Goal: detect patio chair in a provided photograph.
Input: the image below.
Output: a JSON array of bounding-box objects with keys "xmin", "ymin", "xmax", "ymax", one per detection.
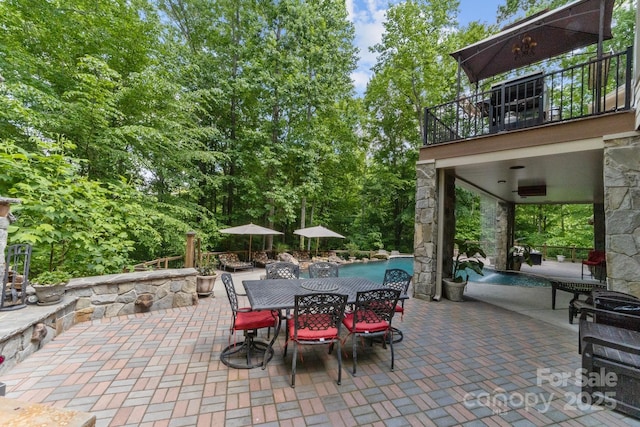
[
  {"xmin": 219, "ymin": 273, "xmax": 279, "ymax": 369},
  {"xmin": 219, "ymin": 253, "xmax": 254, "ymax": 272},
  {"xmin": 252, "ymin": 251, "xmax": 274, "ymax": 268},
  {"xmin": 382, "ymin": 268, "xmax": 412, "ymax": 343},
  {"xmin": 342, "ymin": 288, "xmax": 401, "ymax": 375},
  {"xmin": 581, "ymin": 250, "xmax": 606, "ymax": 281},
  {"xmin": 265, "ymin": 262, "xmax": 300, "ymax": 279},
  {"xmin": 283, "ymin": 292, "xmax": 348, "ymax": 387},
  {"xmin": 308, "ymin": 261, "xmax": 339, "ymax": 278}
]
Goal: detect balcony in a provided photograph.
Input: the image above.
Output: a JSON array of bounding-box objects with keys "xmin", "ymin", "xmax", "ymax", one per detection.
[{"xmin": 424, "ymin": 47, "xmax": 633, "ymax": 146}]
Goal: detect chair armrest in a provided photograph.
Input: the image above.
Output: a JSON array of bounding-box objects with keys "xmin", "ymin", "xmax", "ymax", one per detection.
[{"xmin": 580, "ymin": 320, "xmax": 640, "ymax": 355}]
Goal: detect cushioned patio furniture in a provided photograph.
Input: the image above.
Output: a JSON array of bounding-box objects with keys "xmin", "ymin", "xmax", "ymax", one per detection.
[
  {"xmin": 283, "ymin": 292, "xmax": 348, "ymax": 387},
  {"xmin": 253, "ymin": 251, "xmax": 275, "ymax": 268},
  {"xmin": 219, "ymin": 273, "xmax": 279, "ymax": 369},
  {"xmin": 219, "ymin": 253, "xmax": 254, "ymax": 272},
  {"xmin": 342, "ymin": 288, "xmax": 401, "ymax": 375},
  {"xmin": 308, "ymin": 262, "xmax": 339, "ymax": 278}
]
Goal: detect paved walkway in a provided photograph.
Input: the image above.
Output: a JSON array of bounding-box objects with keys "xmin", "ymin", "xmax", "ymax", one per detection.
[{"xmin": 1, "ymin": 261, "xmax": 639, "ymax": 426}]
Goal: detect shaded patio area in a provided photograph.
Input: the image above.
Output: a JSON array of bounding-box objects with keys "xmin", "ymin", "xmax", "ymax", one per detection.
[{"xmin": 1, "ymin": 264, "xmax": 639, "ymax": 426}]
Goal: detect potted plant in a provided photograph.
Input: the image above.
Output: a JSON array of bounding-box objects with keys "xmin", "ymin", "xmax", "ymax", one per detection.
[
  {"xmin": 443, "ymin": 239, "xmax": 485, "ymax": 302},
  {"xmin": 509, "ymin": 244, "xmax": 533, "ymax": 271},
  {"xmin": 31, "ymin": 270, "xmax": 71, "ymax": 305},
  {"xmin": 196, "ymin": 261, "xmax": 218, "ymax": 297}
]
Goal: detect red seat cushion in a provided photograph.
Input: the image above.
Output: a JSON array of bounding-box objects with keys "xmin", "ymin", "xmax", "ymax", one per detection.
[
  {"xmin": 342, "ymin": 312, "xmax": 389, "ymax": 333},
  {"xmin": 234, "ymin": 308, "xmax": 277, "ymax": 331},
  {"xmin": 287, "ymin": 316, "xmax": 339, "ymax": 341},
  {"xmin": 394, "ymin": 305, "xmax": 404, "ymax": 313}
]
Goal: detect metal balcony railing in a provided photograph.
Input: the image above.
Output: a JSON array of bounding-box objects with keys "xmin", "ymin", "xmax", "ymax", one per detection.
[{"xmin": 424, "ymin": 47, "xmax": 633, "ymax": 146}]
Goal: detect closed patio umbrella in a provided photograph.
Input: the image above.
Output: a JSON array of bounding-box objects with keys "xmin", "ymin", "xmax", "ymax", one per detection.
[
  {"xmin": 294, "ymin": 225, "xmax": 345, "ymax": 255},
  {"xmin": 219, "ymin": 223, "xmax": 283, "ymax": 261}
]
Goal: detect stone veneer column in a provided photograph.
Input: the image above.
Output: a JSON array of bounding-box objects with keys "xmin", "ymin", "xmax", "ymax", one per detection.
[
  {"xmin": 494, "ymin": 201, "xmax": 512, "ymax": 271},
  {"xmin": 414, "ymin": 161, "xmax": 437, "ymax": 300},
  {"xmin": 604, "ymin": 132, "xmax": 640, "ymax": 295}
]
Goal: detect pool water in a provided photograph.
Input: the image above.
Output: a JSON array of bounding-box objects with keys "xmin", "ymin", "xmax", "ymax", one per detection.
[{"xmin": 305, "ymin": 257, "xmax": 550, "ymax": 287}]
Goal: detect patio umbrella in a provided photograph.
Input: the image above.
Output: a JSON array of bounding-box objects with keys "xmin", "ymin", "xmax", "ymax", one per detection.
[
  {"xmin": 219, "ymin": 223, "xmax": 283, "ymax": 261},
  {"xmin": 294, "ymin": 225, "xmax": 345, "ymax": 255},
  {"xmin": 450, "ymin": 0, "xmax": 614, "ymax": 84}
]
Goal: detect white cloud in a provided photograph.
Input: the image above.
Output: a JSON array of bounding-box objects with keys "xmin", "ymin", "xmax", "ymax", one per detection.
[{"xmin": 348, "ymin": 0, "xmax": 395, "ymax": 95}]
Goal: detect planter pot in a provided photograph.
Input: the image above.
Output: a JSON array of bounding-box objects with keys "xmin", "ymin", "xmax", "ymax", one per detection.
[
  {"xmin": 32, "ymin": 283, "xmax": 67, "ymax": 305},
  {"xmin": 196, "ymin": 275, "xmax": 216, "ymax": 297},
  {"xmin": 442, "ymin": 278, "xmax": 466, "ymax": 302},
  {"xmin": 557, "ymin": 255, "xmax": 566, "ymax": 263}
]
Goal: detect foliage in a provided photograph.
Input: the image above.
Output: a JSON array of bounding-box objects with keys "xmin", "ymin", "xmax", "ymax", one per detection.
[
  {"xmin": 196, "ymin": 261, "xmax": 218, "ymax": 277},
  {"xmin": 32, "ymin": 270, "xmax": 72, "ymax": 286},
  {"xmin": 451, "ymin": 239, "xmax": 486, "ymax": 283},
  {"xmin": 509, "ymin": 244, "xmax": 533, "ymax": 267}
]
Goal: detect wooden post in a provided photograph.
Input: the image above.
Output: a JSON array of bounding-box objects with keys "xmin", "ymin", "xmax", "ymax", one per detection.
[{"xmin": 185, "ymin": 231, "xmax": 196, "ymax": 268}]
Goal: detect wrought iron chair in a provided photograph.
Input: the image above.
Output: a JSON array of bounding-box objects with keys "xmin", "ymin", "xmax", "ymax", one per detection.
[
  {"xmin": 382, "ymin": 268, "xmax": 412, "ymax": 343},
  {"xmin": 342, "ymin": 288, "xmax": 401, "ymax": 375},
  {"xmin": 219, "ymin": 273, "xmax": 280, "ymax": 369},
  {"xmin": 265, "ymin": 262, "xmax": 300, "ymax": 279},
  {"xmin": 308, "ymin": 261, "xmax": 339, "ymax": 278},
  {"xmin": 1, "ymin": 243, "xmax": 31, "ymax": 311},
  {"xmin": 283, "ymin": 292, "xmax": 348, "ymax": 387}
]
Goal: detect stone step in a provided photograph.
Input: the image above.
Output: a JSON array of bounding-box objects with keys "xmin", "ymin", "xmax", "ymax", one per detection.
[{"xmin": 0, "ymin": 396, "xmax": 96, "ymax": 426}]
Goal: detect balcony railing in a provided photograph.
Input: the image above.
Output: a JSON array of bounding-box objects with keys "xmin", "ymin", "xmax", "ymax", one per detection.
[{"xmin": 424, "ymin": 47, "xmax": 633, "ymax": 146}]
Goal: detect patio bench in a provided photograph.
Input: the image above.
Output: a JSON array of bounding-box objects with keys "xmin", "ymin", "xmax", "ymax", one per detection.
[{"xmin": 219, "ymin": 253, "xmax": 254, "ymax": 272}]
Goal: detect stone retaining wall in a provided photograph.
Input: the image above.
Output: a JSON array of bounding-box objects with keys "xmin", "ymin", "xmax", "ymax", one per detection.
[{"xmin": 66, "ymin": 268, "xmax": 198, "ymax": 322}]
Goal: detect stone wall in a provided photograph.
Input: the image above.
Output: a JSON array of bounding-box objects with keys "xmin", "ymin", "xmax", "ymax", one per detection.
[
  {"xmin": 604, "ymin": 131, "xmax": 640, "ymax": 295},
  {"xmin": 67, "ymin": 268, "xmax": 198, "ymax": 322}
]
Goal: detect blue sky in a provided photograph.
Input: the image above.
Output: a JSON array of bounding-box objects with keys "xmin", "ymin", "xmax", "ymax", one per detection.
[{"xmin": 347, "ymin": 0, "xmax": 506, "ymax": 95}]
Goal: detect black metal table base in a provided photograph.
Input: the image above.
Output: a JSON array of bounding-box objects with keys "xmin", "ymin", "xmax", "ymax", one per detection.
[{"xmin": 220, "ymin": 333, "xmax": 275, "ymax": 369}]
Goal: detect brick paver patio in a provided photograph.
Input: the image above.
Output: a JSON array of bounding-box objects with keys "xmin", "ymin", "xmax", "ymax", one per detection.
[{"xmin": 2, "ymin": 288, "xmax": 640, "ymax": 426}]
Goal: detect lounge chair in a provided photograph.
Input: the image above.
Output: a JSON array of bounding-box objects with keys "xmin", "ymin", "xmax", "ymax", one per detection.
[
  {"xmin": 219, "ymin": 253, "xmax": 254, "ymax": 272},
  {"xmin": 253, "ymin": 251, "xmax": 275, "ymax": 268}
]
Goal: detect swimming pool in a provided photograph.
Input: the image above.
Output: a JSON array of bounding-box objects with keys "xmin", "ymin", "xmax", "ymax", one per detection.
[{"xmin": 308, "ymin": 257, "xmax": 550, "ymax": 287}]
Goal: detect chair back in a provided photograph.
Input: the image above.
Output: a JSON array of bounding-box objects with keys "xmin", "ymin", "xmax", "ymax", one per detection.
[
  {"xmin": 352, "ymin": 288, "xmax": 401, "ymax": 326},
  {"xmin": 382, "ymin": 268, "xmax": 411, "ymax": 294},
  {"xmin": 587, "ymin": 250, "xmax": 606, "ymax": 263},
  {"xmin": 293, "ymin": 293, "xmax": 347, "ymax": 336},
  {"xmin": 308, "ymin": 262, "xmax": 339, "ymax": 278},
  {"xmin": 593, "ymin": 291, "xmax": 640, "ymax": 330},
  {"xmin": 220, "ymin": 273, "xmax": 239, "ymax": 314},
  {"xmin": 266, "ymin": 262, "xmax": 300, "ymax": 279}
]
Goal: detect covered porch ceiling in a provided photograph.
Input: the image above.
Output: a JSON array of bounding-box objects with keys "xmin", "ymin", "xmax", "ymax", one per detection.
[
  {"xmin": 422, "ymin": 112, "xmax": 636, "ymax": 205},
  {"xmin": 448, "ymin": 147, "xmax": 603, "ymax": 204}
]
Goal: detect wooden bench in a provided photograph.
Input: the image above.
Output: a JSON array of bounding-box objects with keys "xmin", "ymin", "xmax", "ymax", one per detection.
[{"xmin": 580, "ymin": 318, "xmax": 640, "ymax": 418}]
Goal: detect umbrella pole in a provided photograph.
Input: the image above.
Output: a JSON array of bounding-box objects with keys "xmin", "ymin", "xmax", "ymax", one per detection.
[{"xmin": 249, "ymin": 235, "xmax": 252, "ymax": 262}]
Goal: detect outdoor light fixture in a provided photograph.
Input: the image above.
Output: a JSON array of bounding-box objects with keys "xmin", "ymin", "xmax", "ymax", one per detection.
[
  {"xmin": 512, "ymin": 34, "xmax": 537, "ymax": 60},
  {"xmin": 517, "ymin": 185, "xmax": 546, "ymax": 197}
]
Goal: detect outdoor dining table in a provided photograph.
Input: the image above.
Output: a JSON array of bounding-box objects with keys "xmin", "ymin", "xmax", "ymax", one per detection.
[{"xmin": 241, "ymin": 276, "xmax": 408, "ymax": 368}]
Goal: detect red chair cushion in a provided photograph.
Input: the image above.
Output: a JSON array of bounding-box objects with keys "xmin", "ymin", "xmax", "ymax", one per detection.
[
  {"xmin": 342, "ymin": 312, "xmax": 389, "ymax": 333},
  {"xmin": 287, "ymin": 316, "xmax": 339, "ymax": 341},
  {"xmin": 394, "ymin": 305, "xmax": 404, "ymax": 313},
  {"xmin": 234, "ymin": 308, "xmax": 277, "ymax": 331}
]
